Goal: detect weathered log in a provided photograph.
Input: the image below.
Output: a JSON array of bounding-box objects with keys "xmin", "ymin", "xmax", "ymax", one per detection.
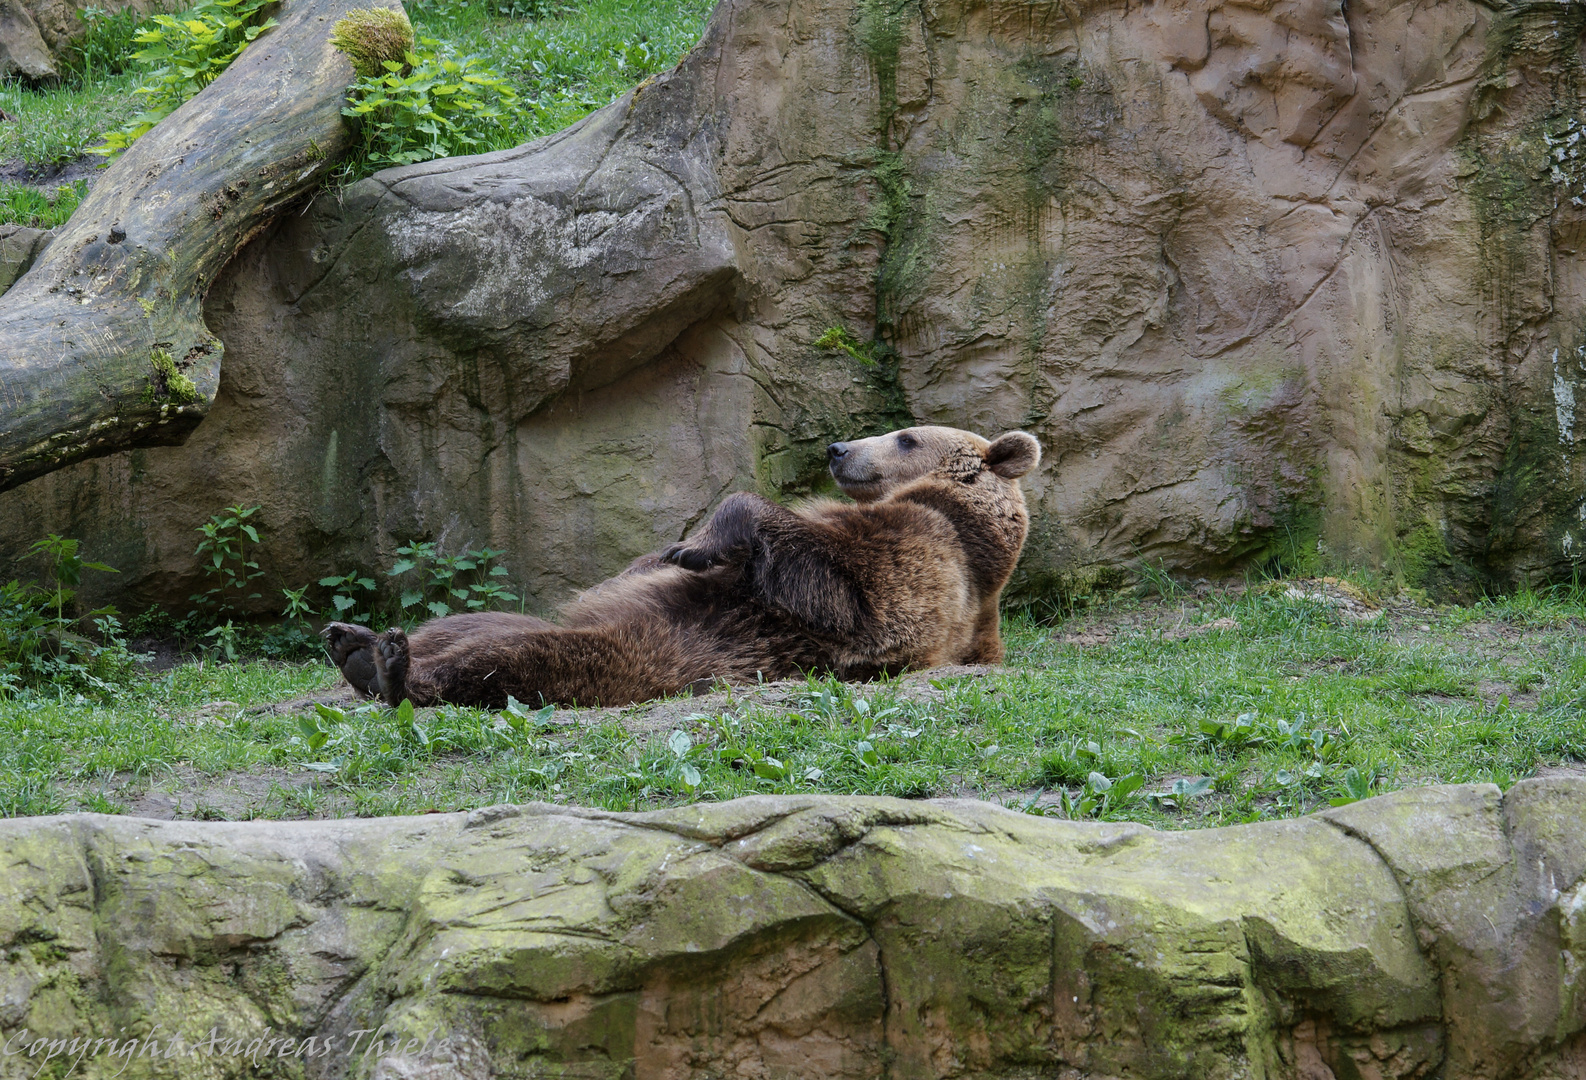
[{"xmin": 0, "ymin": 0, "xmax": 396, "ymax": 492}]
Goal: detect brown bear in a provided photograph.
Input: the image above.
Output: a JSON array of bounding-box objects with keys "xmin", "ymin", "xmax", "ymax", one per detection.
[{"xmin": 322, "ymin": 425, "xmax": 1040, "ymax": 708}]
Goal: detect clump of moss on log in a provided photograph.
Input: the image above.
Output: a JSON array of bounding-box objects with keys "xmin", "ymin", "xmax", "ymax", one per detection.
[
  {"xmin": 145, "ymin": 348, "xmax": 197, "ymax": 405},
  {"xmin": 330, "ymin": 8, "xmax": 415, "ymax": 78}
]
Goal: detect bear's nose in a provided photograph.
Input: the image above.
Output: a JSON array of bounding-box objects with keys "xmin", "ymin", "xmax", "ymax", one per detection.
[{"xmin": 827, "ymin": 441, "xmax": 850, "ymax": 461}]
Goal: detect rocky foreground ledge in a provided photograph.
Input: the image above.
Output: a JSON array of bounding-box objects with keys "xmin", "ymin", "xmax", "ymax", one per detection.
[{"xmin": 1, "ymin": 783, "xmax": 1582, "ymax": 1080}]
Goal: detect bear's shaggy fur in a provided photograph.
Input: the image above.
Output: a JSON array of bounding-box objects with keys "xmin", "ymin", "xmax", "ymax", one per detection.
[{"xmin": 322, "ymin": 425, "xmax": 1040, "ymax": 708}]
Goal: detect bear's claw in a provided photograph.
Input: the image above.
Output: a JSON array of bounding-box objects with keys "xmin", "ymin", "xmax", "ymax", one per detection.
[{"xmin": 661, "ymin": 543, "xmax": 716, "ymax": 571}]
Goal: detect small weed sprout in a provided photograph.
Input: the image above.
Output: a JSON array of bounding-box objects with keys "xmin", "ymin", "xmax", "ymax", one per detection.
[
  {"xmin": 319, "ymin": 569, "xmax": 379, "ymax": 625},
  {"xmin": 190, "ymin": 505, "xmax": 265, "ymax": 620},
  {"xmin": 814, "ymin": 325, "xmax": 878, "ymax": 365}
]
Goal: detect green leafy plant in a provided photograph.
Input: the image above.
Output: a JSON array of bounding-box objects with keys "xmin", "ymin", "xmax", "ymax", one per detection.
[
  {"xmin": 501, "ymin": 694, "xmax": 556, "ymax": 734},
  {"xmin": 338, "ymin": 38, "xmax": 518, "ymax": 171},
  {"xmin": 201, "ymin": 620, "xmax": 241, "ymax": 662},
  {"xmin": 666, "ymin": 728, "xmax": 702, "ymax": 791},
  {"xmin": 1182, "ymin": 712, "xmax": 1268, "ymax": 751},
  {"xmin": 62, "ymin": 5, "xmax": 145, "ymax": 85},
  {"xmin": 487, "ymin": 0, "xmax": 569, "ymax": 19},
  {"xmin": 190, "ymin": 505, "xmax": 265, "ymax": 621},
  {"xmin": 1269, "ymin": 714, "xmax": 1342, "ymax": 760},
  {"xmin": 701, "ymin": 711, "xmax": 790, "ymax": 781},
  {"xmin": 92, "ymin": 0, "xmax": 279, "ymax": 157},
  {"xmin": 319, "ymin": 569, "xmax": 379, "ymax": 625},
  {"xmin": 1329, "ymin": 766, "xmax": 1376, "ymax": 807},
  {"xmin": 1039, "ymin": 738, "xmax": 1102, "ymax": 784},
  {"xmin": 281, "ymin": 584, "xmax": 317, "ymax": 628},
  {"xmin": 387, "ymin": 540, "xmax": 518, "ymax": 620},
  {"xmin": 393, "ymin": 697, "xmax": 432, "ymax": 751},
  {"xmin": 0, "ymin": 536, "xmax": 132, "ymax": 694},
  {"xmin": 297, "ymin": 703, "xmax": 345, "ymax": 761},
  {"xmin": 1058, "ymin": 771, "xmax": 1145, "ymax": 819},
  {"xmin": 1145, "ymin": 776, "xmax": 1213, "ymax": 811}
]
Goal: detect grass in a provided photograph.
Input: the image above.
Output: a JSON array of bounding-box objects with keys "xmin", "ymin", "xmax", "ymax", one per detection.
[
  {"xmin": 0, "ymin": 179, "xmax": 87, "ymax": 227},
  {"xmin": 409, "ymin": 0, "xmax": 715, "ymax": 151},
  {"xmin": 0, "ymin": 0, "xmax": 714, "ymax": 172},
  {"xmin": 0, "ymin": 74, "xmax": 147, "ymax": 166},
  {"xmin": 3, "ymin": 580, "xmax": 1582, "ymax": 824}
]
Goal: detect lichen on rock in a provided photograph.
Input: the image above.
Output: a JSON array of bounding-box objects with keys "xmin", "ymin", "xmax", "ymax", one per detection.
[{"xmin": 0, "ymin": 784, "xmax": 1581, "ymax": 1078}]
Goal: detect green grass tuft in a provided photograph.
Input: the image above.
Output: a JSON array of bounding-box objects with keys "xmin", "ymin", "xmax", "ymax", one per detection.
[
  {"xmin": 0, "ymin": 74, "xmax": 146, "ymax": 165},
  {"xmin": 0, "ymin": 179, "xmax": 86, "ymax": 228}
]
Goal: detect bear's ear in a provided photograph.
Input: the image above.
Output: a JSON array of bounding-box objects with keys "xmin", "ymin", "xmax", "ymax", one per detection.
[{"xmin": 986, "ymin": 431, "xmax": 1040, "ymax": 479}]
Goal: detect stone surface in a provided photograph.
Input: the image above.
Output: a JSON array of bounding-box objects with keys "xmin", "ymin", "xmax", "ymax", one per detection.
[
  {"xmin": 21, "ymin": 0, "xmax": 171, "ymax": 60},
  {"xmin": 0, "ymin": 0, "xmax": 54, "ymax": 80},
  {"xmin": 1, "ymin": 0, "xmax": 1584, "ymax": 608},
  {"xmin": 0, "ymin": 226, "xmax": 46, "ymax": 291},
  {"xmin": 0, "ymin": 0, "xmax": 174, "ymax": 74},
  {"xmin": 0, "ymin": 782, "xmax": 1581, "ymax": 1079}
]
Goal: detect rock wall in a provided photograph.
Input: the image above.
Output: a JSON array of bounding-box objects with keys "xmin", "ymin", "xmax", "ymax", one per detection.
[
  {"xmin": 0, "ymin": 0, "xmax": 176, "ymax": 80},
  {"xmin": 0, "ymin": 783, "xmax": 1582, "ymax": 1079},
  {"xmin": 1, "ymin": 0, "xmax": 1583, "ymax": 609}
]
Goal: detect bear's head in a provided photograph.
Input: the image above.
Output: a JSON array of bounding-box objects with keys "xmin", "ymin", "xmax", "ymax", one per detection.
[{"xmin": 826, "ymin": 426, "xmax": 1041, "ymax": 503}]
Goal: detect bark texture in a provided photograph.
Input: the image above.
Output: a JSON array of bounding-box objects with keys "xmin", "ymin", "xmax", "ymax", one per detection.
[
  {"xmin": 0, "ymin": 0, "xmax": 1583, "ymax": 607},
  {"xmin": 0, "ymin": 0, "xmax": 391, "ymax": 491}
]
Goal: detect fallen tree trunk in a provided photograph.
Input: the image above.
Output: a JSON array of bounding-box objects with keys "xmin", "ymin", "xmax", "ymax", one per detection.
[{"xmin": 0, "ymin": 0, "xmax": 395, "ymax": 492}]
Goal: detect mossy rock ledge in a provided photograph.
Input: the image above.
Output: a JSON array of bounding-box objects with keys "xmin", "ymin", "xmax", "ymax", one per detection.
[
  {"xmin": 2, "ymin": 0, "xmax": 1585, "ymax": 609},
  {"xmin": 1, "ymin": 781, "xmax": 1582, "ymax": 1079}
]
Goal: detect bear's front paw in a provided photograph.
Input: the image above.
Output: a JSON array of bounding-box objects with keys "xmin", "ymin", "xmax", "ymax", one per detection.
[{"xmin": 661, "ymin": 542, "xmax": 717, "ymax": 571}]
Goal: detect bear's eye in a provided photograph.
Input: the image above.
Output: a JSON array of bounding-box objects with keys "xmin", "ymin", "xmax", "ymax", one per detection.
[{"xmin": 897, "ymin": 433, "xmax": 917, "ymax": 451}]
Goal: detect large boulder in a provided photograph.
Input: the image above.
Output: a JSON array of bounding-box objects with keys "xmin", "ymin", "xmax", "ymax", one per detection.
[
  {"xmin": 0, "ymin": 0, "xmax": 1582, "ymax": 608},
  {"xmin": 5, "ymin": 0, "xmax": 174, "ymax": 76},
  {"xmin": 0, "ymin": 783, "xmax": 1581, "ymax": 1079}
]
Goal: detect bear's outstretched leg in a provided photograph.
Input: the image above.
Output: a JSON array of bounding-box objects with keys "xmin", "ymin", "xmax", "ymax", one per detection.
[
  {"xmin": 373, "ymin": 627, "xmax": 416, "ymax": 707},
  {"xmin": 373, "ymin": 624, "xmax": 710, "ymax": 709},
  {"xmin": 322, "ymin": 622, "xmax": 382, "ymax": 698}
]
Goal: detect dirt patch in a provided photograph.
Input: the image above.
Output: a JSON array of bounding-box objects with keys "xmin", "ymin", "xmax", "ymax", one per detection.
[
  {"xmin": 1053, "ymin": 599, "xmax": 1242, "ymax": 647},
  {"xmin": 1279, "ymin": 578, "xmax": 1383, "ymax": 621},
  {"xmin": 1476, "ymin": 680, "xmax": 1538, "ymax": 710},
  {"xmin": 66, "ymin": 765, "xmax": 341, "ymax": 820},
  {"xmin": 0, "ymin": 155, "xmax": 104, "ymax": 188}
]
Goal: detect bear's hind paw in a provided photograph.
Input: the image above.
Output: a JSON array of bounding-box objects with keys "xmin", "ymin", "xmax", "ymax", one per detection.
[
  {"xmin": 372, "ymin": 627, "xmax": 411, "ymax": 707},
  {"xmin": 322, "ymin": 622, "xmax": 381, "ymax": 698}
]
